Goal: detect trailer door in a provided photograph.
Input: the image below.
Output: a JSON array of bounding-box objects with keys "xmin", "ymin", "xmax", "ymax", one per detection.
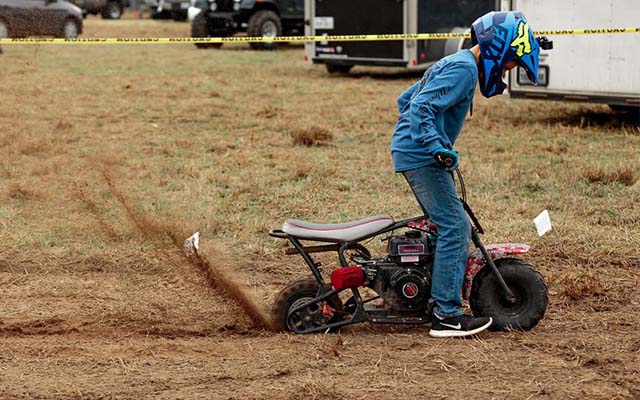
[{"xmin": 314, "ymin": 0, "xmax": 405, "ymax": 65}]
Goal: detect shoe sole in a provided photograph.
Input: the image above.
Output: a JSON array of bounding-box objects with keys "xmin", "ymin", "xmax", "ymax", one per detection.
[{"xmin": 429, "ymin": 317, "xmax": 493, "ymax": 338}]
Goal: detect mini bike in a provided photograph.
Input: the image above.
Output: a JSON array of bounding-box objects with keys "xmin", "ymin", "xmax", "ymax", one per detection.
[{"xmin": 270, "ymin": 170, "xmax": 548, "ymax": 334}]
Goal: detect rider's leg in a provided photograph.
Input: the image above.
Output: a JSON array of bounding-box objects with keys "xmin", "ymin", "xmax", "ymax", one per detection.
[{"xmin": 403, "ymin": 164, "xmax": 470, "ymax": 318}]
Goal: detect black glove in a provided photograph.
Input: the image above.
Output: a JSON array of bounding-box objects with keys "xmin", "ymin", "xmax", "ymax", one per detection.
[{"xmin": 434, "ymin": 148, "xmax": 459, "ymax": 171}]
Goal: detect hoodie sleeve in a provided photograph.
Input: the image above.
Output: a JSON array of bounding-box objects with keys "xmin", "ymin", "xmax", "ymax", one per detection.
[
  {"xmin": 397, "ymin": 80, "xmax": 421, "ymax": 112},
  {"xmin": 409, "ymin": 64, "xmax": 475, "ymax": 155}
]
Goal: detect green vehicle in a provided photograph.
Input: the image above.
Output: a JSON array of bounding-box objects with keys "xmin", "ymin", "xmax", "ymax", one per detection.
[{"xmin": 190, "ymin": 0, "xmax": 304, "ymax": 50}]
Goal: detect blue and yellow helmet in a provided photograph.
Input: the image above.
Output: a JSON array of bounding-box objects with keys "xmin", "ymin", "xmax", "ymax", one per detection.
[{"xmin": 471, "ymin": 11, "xmax": 540, "ymax": 98}]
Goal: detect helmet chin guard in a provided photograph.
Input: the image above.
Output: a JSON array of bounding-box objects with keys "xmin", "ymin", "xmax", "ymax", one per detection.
[{"xmin": 471, "ymin": 11, "xmax": 541, "ymax": 98}]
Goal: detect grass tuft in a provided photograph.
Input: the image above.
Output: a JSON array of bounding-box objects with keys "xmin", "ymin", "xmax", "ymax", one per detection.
[
  {"xmin": 583, "ymin": 165, "xmax": 637, "ymax": 186},
  {"xmin": 7, "ymin": 183, "xmax": 39, "ymax": 200},
  {"xmin": 54, "ymin": 119, "xmax": 73, "ymax": 131},
  {"xmin": 291, "ymin": 127, "xmax": 334, "ymax": 146},
  {"xmin": 557, "ymin": 272, "xmax": 609, "ymax": 300}
]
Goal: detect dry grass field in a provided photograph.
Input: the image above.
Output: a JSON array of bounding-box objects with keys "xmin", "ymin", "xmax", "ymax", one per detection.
[{"xmin": 1, "ymin": 16, "xmax": 639, "ymax": 399}]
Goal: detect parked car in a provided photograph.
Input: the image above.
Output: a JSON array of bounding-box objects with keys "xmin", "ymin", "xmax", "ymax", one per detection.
[
  {"xmin": 0, "ymin": 0, "xmax": 83, "ymax": 39},
  {"xmin": 190, "ymin": 0, "xmax": 304, "ymax": 50},
  {"xmin": 69, "ymin": 0, "xmax": 130, "ymax": 19}
]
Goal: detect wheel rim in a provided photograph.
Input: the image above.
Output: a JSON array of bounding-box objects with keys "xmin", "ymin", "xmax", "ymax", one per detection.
[
  {"xmin": 495, "ymin": 279, "xmax": 530, "ymax": 317},
  {"xmin": 108, "ymin": 4, "xmax": 121, "ymax": 19},
  {"xmin": 261, "ymin": 20, "xmax": 278, "ymax": 37},
  {"xmin": 0, "ymin": 22, "xmax": 8, "ymax": 38},
  {"xmin": 64, "ymin": 22, "xmax": 78, "ymax": 39}
]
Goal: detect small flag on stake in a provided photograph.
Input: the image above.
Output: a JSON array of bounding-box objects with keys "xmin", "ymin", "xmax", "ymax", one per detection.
[
  {"xmin": 183, "ymin": 232, "xmax": 200, "ymax": 256},
  {"xmin": 533, "ymin": 210, "xmax": 552, "ymax": 237}
]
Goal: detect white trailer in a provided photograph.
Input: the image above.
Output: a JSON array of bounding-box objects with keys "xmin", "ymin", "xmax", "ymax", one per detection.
[{"xmin": 505, "ymin": 0, "xmax": 640, "ymax": 109}]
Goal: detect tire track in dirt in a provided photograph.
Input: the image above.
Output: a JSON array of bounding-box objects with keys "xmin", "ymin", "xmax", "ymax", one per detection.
[{"xmin": 98, "ymin": 164, "xmax": 275, "ymax": 331}]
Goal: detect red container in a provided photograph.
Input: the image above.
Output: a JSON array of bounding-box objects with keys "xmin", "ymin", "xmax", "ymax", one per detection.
[{"xmin": 331, "ymin": 266, "xmax": 365, "ymax": 290}]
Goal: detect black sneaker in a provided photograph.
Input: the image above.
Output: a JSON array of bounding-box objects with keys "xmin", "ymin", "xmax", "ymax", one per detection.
[{"xmin": 429, "ymin": 314, "xmax": 493, "ymax": 338}]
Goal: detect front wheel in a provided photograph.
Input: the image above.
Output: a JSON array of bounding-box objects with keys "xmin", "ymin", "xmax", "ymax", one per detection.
[
  {"xmin": 191, "ymin": 12, "xmax": 222, "ymax": 49},
  {"xmin": 101, "ymin": 2, "xmax": 123, "ymax": 19},
  {"xmin": 271, "ymin": 279, "xmax": 342, "ymax": 333},
  {"xmin": 470, "ymin": 258, "xmax": 548, "ymax": 331},
  {"xmin": 247, "ymin": 10, "xmax": 282, "ymax": 50}
]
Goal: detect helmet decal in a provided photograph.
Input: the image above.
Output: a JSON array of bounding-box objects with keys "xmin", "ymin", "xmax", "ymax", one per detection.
[
  {"xmin": 510, "ymin": 21, "xmax": 532, "ymax": 57},
  {"xmin": 471, "ymin": 11, "xmax": 541, "ymax": 98}
]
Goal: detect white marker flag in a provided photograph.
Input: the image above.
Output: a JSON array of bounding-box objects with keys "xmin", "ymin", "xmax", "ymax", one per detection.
[
  {"xmin": 183, "ymin": 232, "xmax": 200, "ymax": 256},
  {"xmin": 533, "ymin": 210, "xmax": 552, "ymax": 237}
]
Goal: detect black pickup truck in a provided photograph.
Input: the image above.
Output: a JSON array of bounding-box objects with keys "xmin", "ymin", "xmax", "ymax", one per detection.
[
  {"xmin": 191, "ymin": 0, "xmax": 304, "ymax": 50},
  {"xmin": 70, "ymin": 0, "xmax": 130, "ymax": 19}
]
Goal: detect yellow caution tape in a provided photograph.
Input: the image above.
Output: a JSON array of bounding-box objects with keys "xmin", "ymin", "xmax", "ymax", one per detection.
[{"xmin": 0, "ymin": 27, "xmax": 638, "ymax": 45}]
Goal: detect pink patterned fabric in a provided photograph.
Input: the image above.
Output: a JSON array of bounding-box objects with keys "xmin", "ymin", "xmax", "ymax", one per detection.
[
  {"xmin": 407, "ymin": 218, "xmax": 438, "ymax": 234},
  {"xmin": 463, "ymin": 243, "xmax": 530, "ymax": 299}
]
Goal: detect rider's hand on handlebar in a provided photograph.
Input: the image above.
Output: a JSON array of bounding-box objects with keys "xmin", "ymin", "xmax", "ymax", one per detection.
[{"xmin": 434, "ymin": 148, "xmax": 459, "ymax": 171}]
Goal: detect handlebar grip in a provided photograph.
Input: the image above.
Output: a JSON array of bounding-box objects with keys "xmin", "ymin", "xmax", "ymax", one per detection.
[{"xmin": 435, "ymin": 152, "xmax": 456, "ymax": 168}]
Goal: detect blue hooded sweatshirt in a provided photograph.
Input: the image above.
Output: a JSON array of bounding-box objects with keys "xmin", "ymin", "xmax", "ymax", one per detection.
[{"xmin": 390, "ymin": 49, "xmax": 478, "ymax": 172}]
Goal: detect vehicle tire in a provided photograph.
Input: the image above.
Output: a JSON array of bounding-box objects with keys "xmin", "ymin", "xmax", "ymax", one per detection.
[
  {"xmin": 247, "ymin": 10, "xmax": 282, "ymax": 50},
  {"xmin": 191, "ymin": 12, "xmax": 222, "ymax": 49},
  {"xmin": 470, "ymin": 258, "xmax": 548, "ymax": 331},
  {"xmin": 61, "ymin": 19, "xmax": 80, "ymax": 39},
  {"xmin": 326, "ymin": 64, "xmax": 353, "ymax": 74},
  {"xmin": 271, "ymin": 279, "xmax": 342, "ymax": 333},
  {"xmin": 101, "ymin": 2, "xmax": 123, "ymax": 19},
  {"xmin": 0, "ymin": 19, "xmax": 9, "ymax": 38},
  {"xmin": 172, "ymin": 10, "xmax": 188, "ymax": 22}
]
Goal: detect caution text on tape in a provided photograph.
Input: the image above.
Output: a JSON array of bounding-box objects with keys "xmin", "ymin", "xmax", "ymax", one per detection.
[{"xmin": 0, "ymin": 27, "xmax": 638, "ymax": 45}]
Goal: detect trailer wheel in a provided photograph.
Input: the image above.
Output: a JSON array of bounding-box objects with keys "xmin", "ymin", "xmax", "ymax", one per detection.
[
  {"xmin": 326, "ymin": 64, "xmax": 353, "ymax": 74},
  {"xmin": 608, "ymin": 104, "xmax": 640, "ymax": 113},
  {"xmin": 247, "ymin": 10, "xmax": 282, "ymax": 50}
]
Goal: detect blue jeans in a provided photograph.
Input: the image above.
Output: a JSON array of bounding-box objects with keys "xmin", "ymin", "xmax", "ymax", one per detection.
[{"xmin": 403, "ymin": 165, "xmax": 471, "ymax": 318}]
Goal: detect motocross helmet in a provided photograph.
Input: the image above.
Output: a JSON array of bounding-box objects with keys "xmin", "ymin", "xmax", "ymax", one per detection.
[{"xmin": 471, "ymin": 11, "xmax": 540, "ymax": 98}]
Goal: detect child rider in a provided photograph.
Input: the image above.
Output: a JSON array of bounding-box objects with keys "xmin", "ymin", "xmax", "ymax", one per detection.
[{"xmin": 390, "ymin": 11, "xmax": 543, "ymax": 338}]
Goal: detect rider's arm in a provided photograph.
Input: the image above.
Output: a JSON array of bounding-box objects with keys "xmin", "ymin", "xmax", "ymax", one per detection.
[
  {"xmin": 408, "ymin": 64, "xmax": 475, "ymax": 155},
  {"xmin": 397, "ymin": 80, "xmax": 420, "ymax": 112}
]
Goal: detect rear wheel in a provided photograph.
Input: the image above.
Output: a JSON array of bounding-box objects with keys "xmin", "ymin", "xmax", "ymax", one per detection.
[
  {"xmin": 470, "ymin": 258, "xmax": 547, "ymax": 331},
  {"xmin": 272, "ymin": 279, "xmax": 342, "ymax": 333},
  {"xmin": 61, "ymin": 19, "xmax": 80, "ymax": 39},
  {"xmin": 247, "ymin": 10, "xmax": 281, "ymax": 50},
  {"xmin": 101, "ymin": 2, "xmax": 123, "ymax": 19},
  {"xmin": 191, "ymin": 12, "xmax": 222, "ymax": 49}
]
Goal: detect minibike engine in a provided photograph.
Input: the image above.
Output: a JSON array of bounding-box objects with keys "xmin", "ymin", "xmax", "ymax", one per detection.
[{"xmin": 341, "ymin": 230, "xmax": 435, "ymax": 313}]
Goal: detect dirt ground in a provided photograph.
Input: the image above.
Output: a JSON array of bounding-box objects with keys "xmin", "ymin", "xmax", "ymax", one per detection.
[{"xmin": 1, "ymin": 16, "xmax": 639, "ymax": 399}]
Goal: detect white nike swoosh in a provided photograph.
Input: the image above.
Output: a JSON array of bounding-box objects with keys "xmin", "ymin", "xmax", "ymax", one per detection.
[{"xmin": 440, "ymin": 322, "xmax": 461, "ymax": 330}]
